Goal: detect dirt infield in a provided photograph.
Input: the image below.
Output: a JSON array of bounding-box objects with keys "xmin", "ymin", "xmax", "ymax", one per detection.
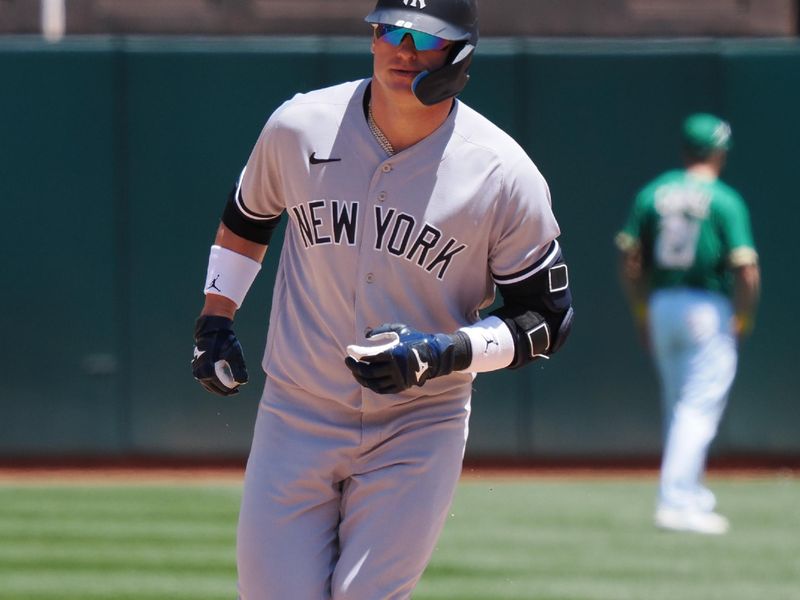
[{"xmin": 0, "ymin": 455, "xmax": 796, "ymax": 483}]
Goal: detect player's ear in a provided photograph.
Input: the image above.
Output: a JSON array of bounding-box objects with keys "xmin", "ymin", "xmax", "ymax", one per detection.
[{"xmin": 370, "ymin": 38, "xmax": 375, "ymax": 54}]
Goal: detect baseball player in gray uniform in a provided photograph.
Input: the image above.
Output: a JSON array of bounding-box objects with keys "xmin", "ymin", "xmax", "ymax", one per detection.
[{"xmin": 191, "ymin": 0, "xmax": 574, "ymax": 597}]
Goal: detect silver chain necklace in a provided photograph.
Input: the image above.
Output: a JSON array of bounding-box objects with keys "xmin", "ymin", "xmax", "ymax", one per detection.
[{"xmin": 367, "ymin": 103, "xmax": 396, "ymax": 157}]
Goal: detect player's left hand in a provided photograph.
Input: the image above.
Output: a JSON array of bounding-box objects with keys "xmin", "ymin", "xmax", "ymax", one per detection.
[
  {"xmin": 192, "ymin": 315, "xmax": 249, "ymax": 396},
  {"xmin": 345, "ymin": 323, "xmax": 457, "ymax": 394}
]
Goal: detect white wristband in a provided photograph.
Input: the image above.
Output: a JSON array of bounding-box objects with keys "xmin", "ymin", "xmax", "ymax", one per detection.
[
  {"xmin": 457, "ymin": 316, "xmax": 515, "ymax": 372},
  {"xmin": 203, "ymin": 245, "xmax": 261, "ymax": 309}
]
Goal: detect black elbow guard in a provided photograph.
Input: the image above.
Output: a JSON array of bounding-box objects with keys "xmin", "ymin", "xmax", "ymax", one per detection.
[
  {"xmin": 221, "ymin": 184, "xmax": 283, "ymax": 245},
  {"xmin": 491, "ymin": 247, "xmax": 574, "ymax": 369},
  {"xmin": 493, "ymin": 305, "xmax": 574, "ymax": 369}
]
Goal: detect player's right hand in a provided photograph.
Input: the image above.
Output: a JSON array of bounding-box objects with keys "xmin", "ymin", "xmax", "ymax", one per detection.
[{"xmin": 192, "ymin": 315, "xmax": 248, "ymax": 396}]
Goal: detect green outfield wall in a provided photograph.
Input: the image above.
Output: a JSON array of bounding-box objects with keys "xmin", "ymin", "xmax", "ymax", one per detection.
[{"xmin": 1, "ymin": 36, "xmax": 798, "ymax": 460}]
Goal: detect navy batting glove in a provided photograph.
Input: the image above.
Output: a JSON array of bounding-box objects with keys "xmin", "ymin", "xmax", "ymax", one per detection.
[
  {"xmin": 345, "ymin": 323, "xmax": 468, "ymax": 394},
  {"xmin": 192, "ymin": 315, "xmax": 248, "ymax": 397}
]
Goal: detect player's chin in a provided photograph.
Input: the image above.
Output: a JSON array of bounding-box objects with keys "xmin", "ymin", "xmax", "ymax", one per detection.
[
  {"xmin": 375, "ymin": 71, "xmax": 419, "ymax": 98},
  {"xmin": 389, "ymin": 69, "xmax": 422, "ymax": 85}
]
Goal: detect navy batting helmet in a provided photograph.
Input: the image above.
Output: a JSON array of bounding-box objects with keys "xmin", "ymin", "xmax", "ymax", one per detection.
[{"xmin": 365, "ymin": 0, "xmax": 479, "ymax": 106}]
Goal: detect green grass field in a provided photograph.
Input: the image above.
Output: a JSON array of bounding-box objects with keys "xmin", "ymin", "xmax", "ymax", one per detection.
[{"xmin": 1, "ymin": 473, "xmax": 798, "ymax": 600}]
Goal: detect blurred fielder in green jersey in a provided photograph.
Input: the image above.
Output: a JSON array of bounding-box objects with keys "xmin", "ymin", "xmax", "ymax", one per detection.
[{"xmin": 616, "ymin": 113, "xmax": 761, "ymax": 535}]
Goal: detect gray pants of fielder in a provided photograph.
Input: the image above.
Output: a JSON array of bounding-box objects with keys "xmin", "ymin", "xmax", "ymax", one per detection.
[{"xmin": 237, "ymin": 376, "xmax": 470, "ymax": 599}]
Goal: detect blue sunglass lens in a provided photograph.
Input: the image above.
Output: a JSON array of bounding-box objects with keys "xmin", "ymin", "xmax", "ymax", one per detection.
[{"xmin": 376, "ymin": 24, "xmax": 449, "ymax": 51}]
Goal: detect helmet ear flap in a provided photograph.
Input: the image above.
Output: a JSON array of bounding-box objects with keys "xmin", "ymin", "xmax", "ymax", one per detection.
[{"xmin": 412, "ymin": 43, "xmax": 474, "ymax": 106}]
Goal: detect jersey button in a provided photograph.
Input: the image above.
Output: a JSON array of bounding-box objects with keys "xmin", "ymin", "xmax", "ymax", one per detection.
[
  {"xmin": 381, "ymin": 164, "xmax": 392, "ymax": 173},
  {"xmin": 366, "ymin": 273, "xmax": 375, "ymax": 283},
  {"xmin": 378, "ymin": 191, "xmax": 387, "ymax": 202}
]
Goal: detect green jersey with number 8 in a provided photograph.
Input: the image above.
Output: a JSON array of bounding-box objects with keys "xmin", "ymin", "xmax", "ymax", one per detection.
[{"xmin": 616, "ymin": 169, "xmax": 757, "ymax": 296}]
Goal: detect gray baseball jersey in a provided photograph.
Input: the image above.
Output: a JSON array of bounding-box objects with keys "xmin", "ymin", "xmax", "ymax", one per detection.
[{"xmin": 237, "ymin": 78, "xmax": 560, "ymax": 407}]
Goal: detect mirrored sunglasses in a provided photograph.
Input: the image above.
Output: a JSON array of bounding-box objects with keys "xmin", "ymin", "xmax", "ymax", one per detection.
[{"xmin": 374, "ymin": 24, "xmax": 451, "ymax": 51}]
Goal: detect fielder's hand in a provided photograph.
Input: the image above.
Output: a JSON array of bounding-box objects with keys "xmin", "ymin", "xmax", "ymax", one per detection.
[
  {"xmin": 192, "ymin": 315, "xmax": 248, "ymax": 396},
  {"xmin": 345, "ymin": 323, "xmax": 458, "ymax": 394}
]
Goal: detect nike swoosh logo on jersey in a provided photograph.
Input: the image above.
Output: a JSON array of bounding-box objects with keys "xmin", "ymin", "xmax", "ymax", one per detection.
[
  {"xmin": 193, "ymin": 347, "xmax": 205, "ymax": 361},
  {"xmin": 309, "ymin": 152, "xmax": 342, "ymax": 165},
  {"xmin": 411, "ymin": 348, "xmax": 429, "ymax": 382}
]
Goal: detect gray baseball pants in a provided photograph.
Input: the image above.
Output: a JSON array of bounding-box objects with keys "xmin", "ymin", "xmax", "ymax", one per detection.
[{"xmin": 237, "ymin": 376, "xmax": 470, "ymax": 599}]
